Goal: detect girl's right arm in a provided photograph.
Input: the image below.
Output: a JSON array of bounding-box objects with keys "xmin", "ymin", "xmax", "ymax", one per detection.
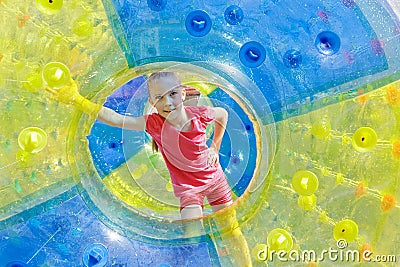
[
  {"xmin": 98, "ymin": 106, "xmax": 146, "ymax": 131},
  {"xmin": 45, "ymin": 79, "xmax": 146, "ymax": 131}
]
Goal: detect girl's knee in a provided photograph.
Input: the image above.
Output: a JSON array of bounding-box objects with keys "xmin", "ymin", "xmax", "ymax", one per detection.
[{"xmin": 181, "ymin": 204, "xmax": 204, "ymax": 238}]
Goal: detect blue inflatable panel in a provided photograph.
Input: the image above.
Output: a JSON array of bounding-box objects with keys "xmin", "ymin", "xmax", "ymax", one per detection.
[
  {"xmin": 105, "ymin": 0, "xmax": 388, "ymax": 120},
  {"xmin": 88, "ymin": 76, "xmax": 149, "ymax": 178},
  {"xmin": 208, "ymin": 88, "xmax": 257, "ymax": 196},
  {"xmin": 0, "ymin": 190, "xmax": 212, "ymax": 267}
]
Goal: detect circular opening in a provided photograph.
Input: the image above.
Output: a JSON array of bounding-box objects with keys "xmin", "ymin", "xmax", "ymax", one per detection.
[
  {"xmin": 70, "ymin": 61, "xmax": 276, "ymax": 243},
  {"xmin": 239, "ymin": 41, "xmax": 266, "ymax": 68},
  {"xmin": 35, "ymin": 0, "xmax": 63, "ymax": 15},
  {"xmin": 82, "ymin": 243, "xmax": 108, "ymax": 267},
  {"xmin": 5, "ymin": 261, "xmax": 27, "ymax": 267},
  {"xmin": 185, "ymin": 10, "xmax": 212, "ymax": 37},
  {"xmin": 351, "ymin": 126, "xmax": 377, "ymax": 153},
  {"xmin": 315, "ymin": 31, "xmax": 341, "ymax": 56}
]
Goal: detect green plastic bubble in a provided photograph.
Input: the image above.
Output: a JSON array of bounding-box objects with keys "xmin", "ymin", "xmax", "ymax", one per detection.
[
  {"xmin": 42, "ymin": 62, "xmax": 70, "ymax": 89},
  {"xmin": 333, "ymin": 219, "xmax": 358, "ymax": 242},
  {"xmin": 291, "ymin": 170, "xmax": 319, "ymax": 196},
  {"xmin": 352, "ymin": 127, "xmax": 377, "ymax": 153},
  {"xmin": 36, "ymin": 0, "xmax": 63, "ymax": 15}
]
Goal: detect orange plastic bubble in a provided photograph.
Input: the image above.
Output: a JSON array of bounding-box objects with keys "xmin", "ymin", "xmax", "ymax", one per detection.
[
  {"xmin": 392, "ymin": 141, "xmax": 400, "ymax": 160},
  {"xmin": 355, "ymin": 183, "xmax": 367, "ymax": 198},
  {"xmin": 17, "ymin": 14, "xmax": 30, "ymax": 28},
  {"xmin": 359, "ymin": 244, "xmax": 373, "ymax": 262},
  {"xmin": 381, "ymin": 194, "xmax": 396, "ymax": 212},
  {"xmin": 386, "ymin": 85, "xmax": 400, "ymax": 105},
  {"xmin": 357, "ymin": 89, "xmax": 368, "ymax": 106}
]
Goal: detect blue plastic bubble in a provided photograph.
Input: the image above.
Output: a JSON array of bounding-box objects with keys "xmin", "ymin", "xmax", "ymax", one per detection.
[
  {"xmin": 5, "ymin": 261, "xmax": 27, "ymax": 267},
  {"xmin": 315, "ymin": 31, "xmax": 341, "ymax": 55},
  {"xmin": 239, "ymin": 41, "xmax": 266, "ymax": 68},
  {"xmin": 283, "ymin": 49, "xmax": 303, "ymax": 68},
  {"xmin": 147, "ymin": 0, "xmax": 167, "ymax": 11},
  {"xmin": 83, "ymin": 243, "xmax": 108, "ymax": 267},
  {"xmin": 343, "ymin": 0, "xmax": 355, "ymax": 8},
  {"xmin": 224, "ymin": 5, "xmax": 244, "ymax": 25},
  {"xmin": 185, "ymin": 10, "xmax": 212, "ymax": 37},
  {"xmin": 231, "ymin": 154, "xmax": 241, "ymax": 165}
]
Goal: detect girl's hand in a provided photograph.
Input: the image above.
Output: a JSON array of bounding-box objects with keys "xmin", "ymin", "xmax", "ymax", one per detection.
[
  {"xmin": 207, "ymin": 147, "xmax": 219, "ymax": 167},
  {"xmin": 45, "ymin": 79, "xmax": 101, "ymax": 115},
  {"xmin": 45, "ymin": 79, "xmax": 80, "ymax": 105}
]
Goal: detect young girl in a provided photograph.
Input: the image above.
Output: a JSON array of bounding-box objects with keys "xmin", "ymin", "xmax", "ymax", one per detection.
[
  {"xmin": 47, "ymin": 71, "xmax": 252, "ymax": 266},
  {"xmin": 99, "ymin": 72, "xmax": 233, "ymax": 220}
]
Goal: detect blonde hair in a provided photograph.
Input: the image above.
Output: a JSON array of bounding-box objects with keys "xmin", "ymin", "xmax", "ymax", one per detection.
[
  {"xmin": 147, "ymin": 72, "xmax": 180, "ymax": 89},
  {"xmin": 147, "ymin": 72, "xmax": 181, "ymax": 153}
]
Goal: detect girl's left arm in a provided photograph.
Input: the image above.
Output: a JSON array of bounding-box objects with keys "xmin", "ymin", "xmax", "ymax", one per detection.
[
  {"xmin": 207, "ymin": 107, "xmax": 228, "ymax": 166},
  {"xmin": 211, "ymin": 107, "xmax": 228, "ymax": 152}
]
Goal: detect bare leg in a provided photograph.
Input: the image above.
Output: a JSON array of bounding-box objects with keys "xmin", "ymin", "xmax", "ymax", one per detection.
[
  {"xmin": 181, "ymin": 204, "xmax": 204, "ymax": 238},
  {"xmin": 212, "ymin": 202, "xmax": 252, "ymax": 267}
]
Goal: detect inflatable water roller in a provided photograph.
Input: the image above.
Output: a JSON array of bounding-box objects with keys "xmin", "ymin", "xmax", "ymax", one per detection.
[{"xmin": 0, "ymin": 0, "xmax": 399, "ymax": 266}]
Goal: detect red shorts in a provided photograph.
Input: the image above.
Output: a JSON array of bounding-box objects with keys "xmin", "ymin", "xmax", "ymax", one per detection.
[{"xmin": 179, "ymin": 174, "xmax": 232, "ymax": 211}]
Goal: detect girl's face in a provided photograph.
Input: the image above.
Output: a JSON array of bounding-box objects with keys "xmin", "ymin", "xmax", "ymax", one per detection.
[{"xmin": 148, "ymin": 76, "xmax": 186, "ymax": 119}]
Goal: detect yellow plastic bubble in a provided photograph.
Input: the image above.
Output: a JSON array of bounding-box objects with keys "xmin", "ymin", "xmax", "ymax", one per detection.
[
  {"xmin": 298, "ymin": 194, "xmax": 317, "ymax": 211},
  {"xmin": 333, "ymin": 219, "xmax": 358, "ymax": 242},
  {"xmin": 24, "ymin": 72, "xmax": 44, "ymax": 92},
  {"xmin": 131, "ymin": 169, "xmax": 142, "ymax": 180},
  {"xmin": 267, "ymin": 228, "xmax": 293, "ymax": 252},
  {"xmin": 73, "ymin": 16, "xmax": 94, "ymax": 37},
  {"xmin": 42, "ymin": 62, "xmax": 71, "ymax": 89},
  {"xmin": 139, "ymin": 164, "xmax": 148, "ymax": 173},
  {"xmin": 165, "ymin": 181, "xmax": 173, "ymax": 192},
  {"xmin": 318, "ymin": 211, "xmax": 330, "ymax": 223},
  {"xmin": 18, "ymin": 127, "xmax": 48, "ymax": 153},
  {"xmin": 16, "ymin": 149, "xmax": 34, "ymax": 167},
  {"xmin": 351, "ymin": 127, "xmax": 377, "ymax": 153},
  {"xmin": 251, "ymin": 243, "xmax": 268, "ymax": 262},
  {"xmin": 291, "ymin": 170, "xmax": 319, "ymax": 196},
  {"xmin": 311, "ymin": 119, "xmax": 331, "ymax": 139},
  {"xmin": 36, "ymin": 0, "xmax": 63, "ymax": 15},
  {"xmin": 335, "ymin": 173, "xmax": 345, "ymax": 185}
]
